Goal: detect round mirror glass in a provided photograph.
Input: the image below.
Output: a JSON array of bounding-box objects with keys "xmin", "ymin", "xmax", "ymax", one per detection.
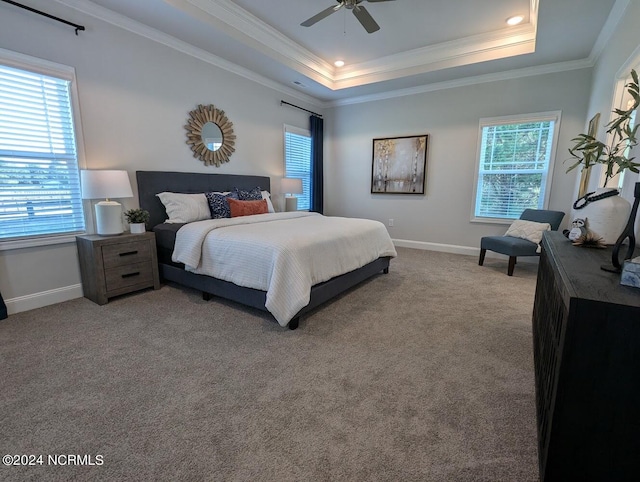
[{"xmin": 201, "ymin": 122, "xmax": 223, "ymax": 151}]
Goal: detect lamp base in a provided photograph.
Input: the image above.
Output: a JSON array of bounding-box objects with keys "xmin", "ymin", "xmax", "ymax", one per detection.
[
  {"xmin": 285, "ymin": 196, "xmax": 298, "ymax": 212},
  {"xmin": 95, "ymin": 201, "xmax": 124, "ymax": 235}
]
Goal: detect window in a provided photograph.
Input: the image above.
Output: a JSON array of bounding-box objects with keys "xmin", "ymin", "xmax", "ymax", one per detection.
[
  {"xmin": 284, "ymin": 125, "xmax": 311, "ymax": 210},
  {"xmin": 0, "ymin": 57, "xmax": 84, "ymax": 243},
  {"xmin": 472, "ymin": 111, "xmax": 561, "ymax": 222}
]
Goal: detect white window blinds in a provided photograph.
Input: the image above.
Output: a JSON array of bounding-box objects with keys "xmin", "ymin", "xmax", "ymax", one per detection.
[
  {"xmin": 473, "ymin": 112, "xmax": 560, "ymax": 221},
  {"xmin": 0, "ymin": 63, "xmax": 84, "ymax": 240},
  {"xmin": 284, "ymin": 125, "xmax": 311, "ymax": 211}
]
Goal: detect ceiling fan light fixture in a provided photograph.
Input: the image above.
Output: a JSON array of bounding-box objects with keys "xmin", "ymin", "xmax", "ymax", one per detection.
[
  {"xmin": 506, "ymin": 15, "xmax": 524, "ymax": 26},
  {"xmin": 334, "ymin": 60, "xmax": 345, "ymax": 67}
]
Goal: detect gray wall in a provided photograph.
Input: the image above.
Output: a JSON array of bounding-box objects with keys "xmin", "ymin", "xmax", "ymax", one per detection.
[
  {"xmin": 324, "ymin": 70, "xmax": 592, "ymax": 251},
  {"xmin": 0, "ymin": 2, "xmax": 318, "ymax": 310}
]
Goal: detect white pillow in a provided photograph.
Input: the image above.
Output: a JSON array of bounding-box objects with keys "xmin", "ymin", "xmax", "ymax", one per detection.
[
  {"xmin": 156, "ymin": 192, "xmax": 211, "ymax": 223},
  {"xmin": 504, "ymin": 219, "xmax": 551, "ymax": 251},
  {"xmin": 261, "ymin": 190, "xmax": 275, "ymax": 213}
]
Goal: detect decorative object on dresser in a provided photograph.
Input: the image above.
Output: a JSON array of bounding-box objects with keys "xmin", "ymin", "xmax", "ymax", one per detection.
[
  {"xmin": 281, "ymin": 177, "xmax": 303, "ymax": 211},
  {"xmin": 532, "ymin": 231, "xmax": 640, "ymax": 481},
  {"xmin": 185, "ymin": 104, "xmax": 235, "ymax": 167},
  {"xmin": 621, "ymin": 256, "xmax": 640, "ymax": 288},
  {"xmin": 80, "ymin": 170, "xmax": 133, "ymax": 236},
  {"xmin": 604, "ymin": 181, "xmax": 640, "ymax": 272},
  {"xmin": 124, "ymin": 208, "xmax": 150, "ymax": 234},
  {"xmin": 478, "ymin": 209, "xmax": 565, "ymax": 276},
  {"xmin": 565, "ymin": 69, "xmax": 639, "ymax": 244},
  {"xmin": 371, "ymin": 135, "xmax": 427, "ymax": 194},
  {"xmin": 76, "ymin": 232, "xmax": 160, "ymax": 305}
]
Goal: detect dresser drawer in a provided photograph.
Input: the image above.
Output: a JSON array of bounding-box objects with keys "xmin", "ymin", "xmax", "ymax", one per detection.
[
  {"xmin": 102, "ymin": 240, "xmax": 152, "ymax": 268},
  {"xmin": 105, "ymin": 261, "xmax": 155, "ymax": 293}
]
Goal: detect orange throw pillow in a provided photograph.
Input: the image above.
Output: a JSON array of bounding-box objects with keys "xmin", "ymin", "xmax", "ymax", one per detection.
[{"xmin": 227, "ymin": 198, "xmax": 269, "ymax": 217}]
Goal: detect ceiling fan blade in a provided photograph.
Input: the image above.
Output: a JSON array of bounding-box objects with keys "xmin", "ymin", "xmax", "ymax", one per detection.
[
  {"xmin": 353, "ymin": 5, "xmax": 380, "ymax": 33},
  {"xmin": 301, "ymin": 4, "xmax": 343, "ymax": 27}
]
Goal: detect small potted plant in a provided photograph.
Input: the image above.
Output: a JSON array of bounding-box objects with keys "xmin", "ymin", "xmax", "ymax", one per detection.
[{"xmin": 124, "ymin": 208, "xmax": 150, "ymax": 234}]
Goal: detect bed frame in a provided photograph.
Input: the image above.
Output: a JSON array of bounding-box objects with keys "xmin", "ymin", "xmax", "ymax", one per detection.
[{"xmin": 136, "ymin": 171, "xmax": 391, "ymax": 329}]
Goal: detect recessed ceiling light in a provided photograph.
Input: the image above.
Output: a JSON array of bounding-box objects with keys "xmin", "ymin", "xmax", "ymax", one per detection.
[
  {"xmin": 506, "ymin": 15, "xmax": 524, "ymax": 26},
  {"xmin": 334, "ymin": 60, "xmax": 345, "ymax": 68}
]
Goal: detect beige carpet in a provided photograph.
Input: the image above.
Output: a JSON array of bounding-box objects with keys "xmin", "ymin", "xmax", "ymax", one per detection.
[{"xmin": 0, "ymin": 248, "xmax": 539, "ymax": 481}]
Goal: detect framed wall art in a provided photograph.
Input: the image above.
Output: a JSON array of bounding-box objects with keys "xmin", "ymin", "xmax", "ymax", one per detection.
[{"xmin": 371, "ymin": 135, "xmax": 428, "ymax": 194}]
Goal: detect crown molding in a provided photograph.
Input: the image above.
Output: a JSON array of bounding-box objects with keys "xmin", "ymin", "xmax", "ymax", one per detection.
[
  {"xmin": 326, "ymin": 58, "xmax": 595, "ymax": 108},
  {"xmin": 588, "ymin": 0, "xmax": 630, "ymax": 64},
  {"xmin": 333, "ymin": 24, "xmax": 536, "ymax": 89},
  {"xmin": 165, "ymin": 0, "xmax": 336, "ymax": 88},
  {"xmin": 54, "ymin": 0, "xmax": 324, "ymax": 107},
  {"xmin": 163, "ymin": 0, "xmax": 539, "ymax": 91}
]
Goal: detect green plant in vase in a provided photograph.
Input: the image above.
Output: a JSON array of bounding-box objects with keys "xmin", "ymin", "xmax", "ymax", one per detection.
[
  {"xmin": 565, "ymin": 69, "xmax": 640, "ymax": 243},
  {"xmin": 124, "ymin": 208, "xmax": 150, "ymax": 234}
]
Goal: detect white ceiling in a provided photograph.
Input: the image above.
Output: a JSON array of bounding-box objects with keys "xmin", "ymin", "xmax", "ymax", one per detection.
[{"xmin": 55, "ymin": 0, "xmax": 619, "ymax": 104}]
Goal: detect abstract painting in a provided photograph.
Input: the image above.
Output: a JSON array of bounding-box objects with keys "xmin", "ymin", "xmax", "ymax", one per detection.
[{"xmin": 371, "ymin": 135, "xmax": 427, "ymax": 194}]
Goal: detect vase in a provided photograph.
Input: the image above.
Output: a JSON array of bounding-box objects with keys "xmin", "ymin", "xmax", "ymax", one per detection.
[
  {"xmin": 572, "ymin": 188, "xmax": 631, "ymax": 244},
  {"xmin": 129, "ymin": 223, "xmax": 146, "ymax": 234}
]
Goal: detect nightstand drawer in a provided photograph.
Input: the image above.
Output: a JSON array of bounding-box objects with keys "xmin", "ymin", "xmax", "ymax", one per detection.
[
  {"xmin": 77, "ymin": 232, "xmax": 160, "ymax": 305},
  {"xmin": 102, "ymin": 240, "xmax": 152, "ymax": 268},
  {"xmin": 105, "ymin": 261, "xmax": 155, "ymax": 293}
]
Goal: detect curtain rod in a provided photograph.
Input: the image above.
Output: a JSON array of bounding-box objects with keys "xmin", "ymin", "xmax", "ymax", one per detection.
[
  {"xmin": 280, "ymin": 100, "xmax": 322, "ymax": 118},
  {"xmin": 1, "ymin": 0, "xmax": 85, "ymax": 35}
]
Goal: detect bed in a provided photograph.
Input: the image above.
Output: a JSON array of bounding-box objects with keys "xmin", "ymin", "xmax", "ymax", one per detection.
[{"xmin": 136, "ymin": 171, "xmax": 396, "ymax": 329}]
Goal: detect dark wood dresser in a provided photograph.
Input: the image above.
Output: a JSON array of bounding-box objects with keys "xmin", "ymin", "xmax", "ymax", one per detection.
[
  {"xmin": 76, "ymin": 231, "xmax": 160, "ymax": 305},
  {"xmin": 532, "ymin": 231, "xmax": 640, "ymax": 481}
]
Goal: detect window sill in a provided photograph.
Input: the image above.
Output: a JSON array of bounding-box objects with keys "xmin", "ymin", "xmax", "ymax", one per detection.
[
  {"xmin": 470, "ymin": 216, "xmax": 516, "ymax": 225},
  {"xmin": 0, "ymin": 233, "xmax": 84, "ymax": 251}
]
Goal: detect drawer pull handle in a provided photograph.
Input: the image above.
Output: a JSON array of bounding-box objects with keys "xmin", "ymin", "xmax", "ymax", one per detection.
[
  {"xmin": 119, "ymin": 250, "xmax": 138, "ymax": 257},
  {"xmin": 121, "ymin": 272, "xmax": 140, "ymax": 279}
]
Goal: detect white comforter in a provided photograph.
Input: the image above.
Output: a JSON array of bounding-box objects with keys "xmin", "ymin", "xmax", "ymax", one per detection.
[{"xmin": 172, "ymin": 212, "xmax": 397, "ymax": 326}]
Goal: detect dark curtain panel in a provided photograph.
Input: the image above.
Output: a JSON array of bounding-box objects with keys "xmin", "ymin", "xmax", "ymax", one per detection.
[
  {"xmin": 310, "ymin": 115, "xmax": 324, "ymax": 214},
  {"xmin": 0, "ymin": 291, "xmax": 7, "ymax": 320}
]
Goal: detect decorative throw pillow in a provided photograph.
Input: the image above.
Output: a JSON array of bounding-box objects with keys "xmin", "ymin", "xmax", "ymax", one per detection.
[
  {"xmin": 261, "ymin": 190, "xmax": 275, "ymax": 213},
  {"xmin": 205, "ymin": 191, "xmax": 238, "ymax": 219},
  {"xmin": 156, "ymin": 192, "xmax": 211, "ymax": 223},
  {"xmin": 227, "ymin": 198, "xmax": 269, "ymax": 217},
  {"xmin": 235, "ymin": 186, "xmax": 263, "ymax": 201},
  {"xmin": 504, "ymin": 219, "xmax": 551, "ymax": 251}
]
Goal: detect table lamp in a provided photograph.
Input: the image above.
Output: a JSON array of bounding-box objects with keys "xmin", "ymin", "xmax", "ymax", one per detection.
[
  {"xmin": 281, "ymin": 177, "xmax": 303, "ymax": 212},
  {"xmin": 81, "ymin": 170, "xmax": 133, "ymax": 235}
]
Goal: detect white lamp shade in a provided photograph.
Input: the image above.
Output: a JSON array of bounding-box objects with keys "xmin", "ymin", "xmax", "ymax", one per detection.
[
  {"xmin": 81, "ymin": 170, "xmax": 133, "ymax": 200},
  {"xmin": 80, "ymin": 170, "xmax": 132, "ymax": 236},
  {"xmin": 281, "ymin": 177, "xmax": 303, "ymax": 195}
]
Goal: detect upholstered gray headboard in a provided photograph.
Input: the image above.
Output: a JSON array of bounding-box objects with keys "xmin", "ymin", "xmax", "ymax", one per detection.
[{"xmin": 136, "ymin": 171, "xmax": 271, "ymax": 228}]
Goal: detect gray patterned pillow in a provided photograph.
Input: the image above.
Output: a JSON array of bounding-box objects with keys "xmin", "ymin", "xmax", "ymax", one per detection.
[
  {"xmin": 235, "ymin": 186, "xmax": 263, "ymax": 201},
  {"xmin": 205, "ymin": 191, "xmax": 238, "ymax": 219}
]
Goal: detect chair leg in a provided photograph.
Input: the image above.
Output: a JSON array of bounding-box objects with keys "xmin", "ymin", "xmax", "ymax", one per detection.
[
  {"xmin": 479, "ymin": 248, "xmax": 486, "ymax": 266},
  {"xmin": 508, "ymin": 257, "xmax": 516, "ymax": 276}
]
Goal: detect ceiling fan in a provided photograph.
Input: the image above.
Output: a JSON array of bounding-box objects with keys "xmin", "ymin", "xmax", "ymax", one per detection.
[{"xmin": 301, "ymin": 0, "xmax": 396, "ymax": 34}]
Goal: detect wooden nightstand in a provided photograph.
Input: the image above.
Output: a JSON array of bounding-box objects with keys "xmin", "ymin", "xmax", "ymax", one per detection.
[{"xmin": 76, "ymin": 231, "xmax": 160, "ymax": 305}]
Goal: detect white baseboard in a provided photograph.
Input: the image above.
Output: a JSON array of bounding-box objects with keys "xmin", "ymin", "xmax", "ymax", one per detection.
[
  {"xmin": 393, "ymin": 238, "xmax": 479, "ymax": 256},
  {"xmin": 5, "ymin": 284, "xmax": 83, "ymax": 316},
  {"xmin": 392, "ymin": 238, "xmax": 539, "ymax": 263}
]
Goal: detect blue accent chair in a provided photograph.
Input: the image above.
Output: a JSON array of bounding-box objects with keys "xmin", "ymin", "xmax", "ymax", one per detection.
[{"xmin": 479, "ymin": 209, "xmax": 565, "ymax": 276}]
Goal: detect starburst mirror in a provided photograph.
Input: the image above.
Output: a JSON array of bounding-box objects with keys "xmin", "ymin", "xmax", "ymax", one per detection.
[{"xmin": 185, "ymin": 104, "xmax": 235, "ymax": 167}]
